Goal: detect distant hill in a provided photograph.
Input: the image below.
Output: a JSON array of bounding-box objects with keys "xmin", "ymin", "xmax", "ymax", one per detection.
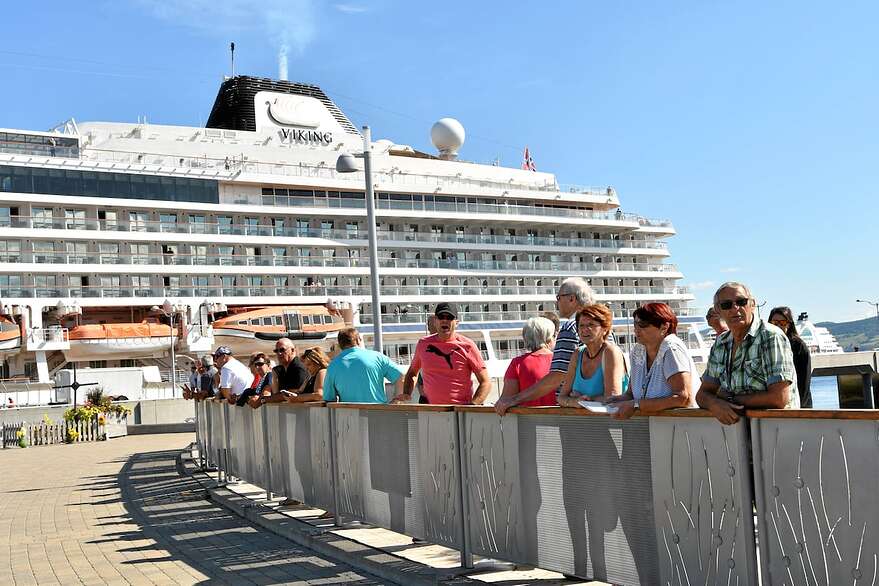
[{"xmin": 816, "ymin": 316, "xmax": 879, "ymax": 351}]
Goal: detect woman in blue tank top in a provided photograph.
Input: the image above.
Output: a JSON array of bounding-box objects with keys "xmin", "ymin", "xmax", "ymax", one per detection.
[{"xmin": 557, "ymin": 304, "xmax": 628, "ymax": 407}]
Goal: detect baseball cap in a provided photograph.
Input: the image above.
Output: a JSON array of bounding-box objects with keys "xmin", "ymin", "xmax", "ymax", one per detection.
[
  {"xmin": 434, "ymin": 302, "xmax": 459, "ymax": 319},
  {"xmin": 213, "ymin": 346, "xmax": 233, "ymax": 357}
]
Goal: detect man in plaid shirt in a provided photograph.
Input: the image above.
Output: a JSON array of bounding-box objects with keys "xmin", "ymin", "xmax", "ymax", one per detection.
[{"xmin": 696, "ymin": 282, "xmax": 799, "ymax": 424}]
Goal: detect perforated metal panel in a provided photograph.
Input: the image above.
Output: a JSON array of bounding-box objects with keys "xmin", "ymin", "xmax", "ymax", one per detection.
[
  {"xmin": 276, "ymin": 406, "xmax": 334, "ymax": 511},
  {"xmin": 461, "ymin": 412, "xmax": 658, "ymax": 585},
  {"xmin": 332, "ymin": 408, "xmax": 462, "ymax": 549},
  {"xmin": 751, "ymin": 417, "xmax": 879, "ymax": 585},
  {"xmin": 650, "ymin": 416, "xmax": 757, "ymax": 585}
]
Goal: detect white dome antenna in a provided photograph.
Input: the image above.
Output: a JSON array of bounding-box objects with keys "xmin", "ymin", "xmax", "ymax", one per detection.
[{"xmin": 431, "ymin": 118, "xmax": 465, "ymax": 160}]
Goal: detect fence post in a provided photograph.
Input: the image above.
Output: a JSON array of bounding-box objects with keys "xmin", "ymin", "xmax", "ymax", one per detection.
[
  {"xmin": 328, "ymin": 407, "xmax": 343, "ymax": 526},
  {"xmin": 454, "ymin": 410, "xmax": 474, "ymax": 569}
]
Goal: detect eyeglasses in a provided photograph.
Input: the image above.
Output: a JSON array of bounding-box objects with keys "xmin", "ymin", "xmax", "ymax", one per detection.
[
  {"xmin": 633, "ymin": 320, "xmax": 657, "ymax": 329},
  {"xmin": 274, "ymin": 348, "xmax": 290, "ymax": 354},
  {"xmin": 555, "ymin": 292, "xmax": 573, "ymax": 301},
  {"xmin": 718, "ymin": 298, "xmax": 750, "ymax": 311}
]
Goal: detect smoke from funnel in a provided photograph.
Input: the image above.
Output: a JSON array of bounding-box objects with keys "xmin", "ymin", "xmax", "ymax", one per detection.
[{"xmin": 278, "ymin": 44, "xmax": 288, "ymax": 80}]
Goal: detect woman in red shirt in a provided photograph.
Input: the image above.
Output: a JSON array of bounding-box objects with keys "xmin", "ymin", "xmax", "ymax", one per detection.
[{"xmin": 500, "ymin": 316, "xmax": 557, "ymax": 407}]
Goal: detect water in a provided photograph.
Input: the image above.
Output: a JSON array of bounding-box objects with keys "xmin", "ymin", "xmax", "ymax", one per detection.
[{"xmin": 810, "ymin": 376, "xmax": 839, "ymax": 409}]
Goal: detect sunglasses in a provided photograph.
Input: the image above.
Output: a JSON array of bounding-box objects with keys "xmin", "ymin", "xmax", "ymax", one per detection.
[
  {"xmin": 253, "ymin": 361, "xmax": 267, "ymax": 366},
  {"xmin": 718, "ymin": 298, "xmax": 750, "ymax": 311},
  {"xmin": 633, "ymin": 320, "xmax": 657, "ymax": 329},
  {"xmin": 274, "ymin": 348, "xmax": 290, "ymax": 354},
  {"xmin": 436, "ymin": 314, "xmax": 455, "ymax": 321}
]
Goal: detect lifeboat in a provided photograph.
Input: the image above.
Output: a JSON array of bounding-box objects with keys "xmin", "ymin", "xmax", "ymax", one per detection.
[
  {"xmin": 0, "ymin": 315, "xmax": 22, "ymax": 358},
  {"xmin": 212, "ymin": 305, "xmax": 346, "ymax": 356},
  {"xmin": 64, "ymin": 320, "xmax": 175, "ymax": 361}
]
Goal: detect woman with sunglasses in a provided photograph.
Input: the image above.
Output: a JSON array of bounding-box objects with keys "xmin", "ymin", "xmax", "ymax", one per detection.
[
  {"xmin": 557, "ymin": 304, "xmax": 627, "ymax": 407},
  {"xmin": 238, "ymin": 353, "xmax": 273, "ymax": 407},
  {"xmin": 286, "ymin": 346, "xmax": 329, "ymax": 403},
  {"xmin": 608, "ymin": 302, "xmax": 698, "ymax": 419},
  {"xmin": 768, "ymin": 306, "xmax": 812, "ymax": 408}
]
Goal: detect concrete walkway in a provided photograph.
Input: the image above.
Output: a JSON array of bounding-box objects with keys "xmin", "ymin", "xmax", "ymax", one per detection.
[{"xmin": 0, "ymin": 433, "xmax": 382, "ymax": 585}]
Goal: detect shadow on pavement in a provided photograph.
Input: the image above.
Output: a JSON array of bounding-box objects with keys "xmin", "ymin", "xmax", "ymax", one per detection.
[{"xmin": 110, "ymin": 446, "xmax": 382, "ymax": 584}]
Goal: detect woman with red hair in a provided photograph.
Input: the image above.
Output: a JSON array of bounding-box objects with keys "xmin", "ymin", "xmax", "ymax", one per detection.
[{"xmin": 608, "ymin": 302, "xmax": 698, "ymax": 419}]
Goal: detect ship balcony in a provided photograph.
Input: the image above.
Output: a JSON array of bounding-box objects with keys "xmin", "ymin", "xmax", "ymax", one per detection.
[
  {"xmin": 0, "ymin": 283, "xmax": 693, "ymax": 302},
  {"xmin": 26, "ymin": 327, "xmax": 70, "ymax": 351},
  {"xmin": 5, "ymin": 251, "xmax": 682, "ymax": 277},
  {"xmin": 5, "ymin": 215, "xmax": 674, "ymax": 247}
]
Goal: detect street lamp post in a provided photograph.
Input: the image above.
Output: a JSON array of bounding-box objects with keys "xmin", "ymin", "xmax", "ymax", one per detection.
[
  {"xmin": 152, "ymin": 299, "xmax": 183, "ymax": 396},
  {"xmin": 336, "ymin": 125, "xmax": 383, "ymax": 353},
  {"xmin": 856, "ymin": 299, "xmax": 879, "ymax": 321}
]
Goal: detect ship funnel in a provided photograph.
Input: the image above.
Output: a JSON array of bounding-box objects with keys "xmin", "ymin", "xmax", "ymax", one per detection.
[{"xmin": 278, "ymin": 45, "xmax": 288, "ymax": 81}]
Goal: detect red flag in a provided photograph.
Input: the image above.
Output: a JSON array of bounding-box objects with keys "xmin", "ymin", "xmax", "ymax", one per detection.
[{"xmin": 521, "ymin": 146, "xmax": 536, "ymax": 172}]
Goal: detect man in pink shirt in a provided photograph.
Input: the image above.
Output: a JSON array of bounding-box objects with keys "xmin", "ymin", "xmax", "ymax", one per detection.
[{"xmin": 396, "ymin": 302, "xmax": 491, "ymax": 405}]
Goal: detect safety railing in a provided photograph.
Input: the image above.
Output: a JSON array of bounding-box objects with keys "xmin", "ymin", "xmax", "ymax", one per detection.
[
  {"xmin": 2, "ymin": 215, "xmax": 670, "ymax": 251},
  {"xmin": 196, "ymin": 402, "xmax": 879, "ymax": 584}
]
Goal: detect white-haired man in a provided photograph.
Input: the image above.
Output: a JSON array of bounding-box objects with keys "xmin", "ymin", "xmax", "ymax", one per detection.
[
  {"xmin": 696, "ymin": 282, "xmax": 799, "ymax": 425},
  {"xmin": 495, "ymin": 277, "xmax": 594, "ymax": 415}
]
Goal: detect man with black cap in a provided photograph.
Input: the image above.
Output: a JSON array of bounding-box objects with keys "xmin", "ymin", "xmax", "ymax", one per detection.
[
  {"xmin": 396, "ymin": 302, "xmax": 491, "ymax": 405},
  {"xmin": 213, "ymin": 346, "xmax": 253, "ymax": 402}
]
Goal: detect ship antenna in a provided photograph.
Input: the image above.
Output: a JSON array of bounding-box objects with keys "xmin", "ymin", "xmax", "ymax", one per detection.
[{"xmin": 230, "ymin": 42, "xmax": 236, "ymax": 77}]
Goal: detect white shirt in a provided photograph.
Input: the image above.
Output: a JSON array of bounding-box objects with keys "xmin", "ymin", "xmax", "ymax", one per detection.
[{"xmin": 219, "ymin": 357, "xmax": 253, "ymax": 395}]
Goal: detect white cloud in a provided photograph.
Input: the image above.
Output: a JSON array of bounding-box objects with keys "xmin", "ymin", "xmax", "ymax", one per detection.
[
  {"xmin": 133, "ymin": 0, "xmax": 317, "ymax": 57},
  {"xmin": 720, "ymin": 267, "xmax": 741, "ymax": 273},
  {"xmin": 334, "ymin": 3, "xmax": 368, "ymax": 13},
  {"xmin": 689, "ymin": 280, "xmax": 717, "ymax": 290}
]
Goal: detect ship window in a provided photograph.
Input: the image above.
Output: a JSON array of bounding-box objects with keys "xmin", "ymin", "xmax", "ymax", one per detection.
[
  {"xmin": 301, "ymin": 315, "xmax": 311, "ymax": 325},
  {"xmin": 237, "ymin": 320, "xmax": 247, "ymax": 325},
  {"xmin": 261, "ymin": 317, "xmax": 272, "ymax": 326},
  {"xmin": 322, "ymin": 315, "xmax": 334, "ymax": 324},
  {"xmin": 273, "ymin": 316, "xmax": 283, "ymax": 326}
]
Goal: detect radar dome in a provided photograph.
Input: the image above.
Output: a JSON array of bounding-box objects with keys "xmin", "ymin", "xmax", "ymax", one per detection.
[{"xmin": 431, "ymin": 118, "xmax": 465, "ymax": 159}]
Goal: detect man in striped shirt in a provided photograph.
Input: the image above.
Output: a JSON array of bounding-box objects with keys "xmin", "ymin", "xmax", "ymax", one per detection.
[{"xmin": 494, "ymin": 277, "xmax": 595, "ymax": 415}]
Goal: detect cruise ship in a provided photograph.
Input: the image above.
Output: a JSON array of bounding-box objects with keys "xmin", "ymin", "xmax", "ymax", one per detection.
[{"xmin": 0, "ymin": 76, "xmax": 703, "ymax": 403}]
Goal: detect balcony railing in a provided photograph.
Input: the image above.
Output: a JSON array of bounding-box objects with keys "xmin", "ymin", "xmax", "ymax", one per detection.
[
  {"xmin": 1, "ymin": 250, "xmax": 681, "ymax": 274},
  {"xmin": 75, "ymin": 148, "xmax": 610, "ymax": 199},
  {"xmin": 1, "ymin": 215, "xmax": 671, "ymax": 252},
  {"xmin": 0, "ymin": 284, "xmax": 693, "ymax": 300}
]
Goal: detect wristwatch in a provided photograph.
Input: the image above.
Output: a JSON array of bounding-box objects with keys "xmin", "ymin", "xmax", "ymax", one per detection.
[{"xmin": 260, "ymin": 396, "xmax": 267, "ymax": 405}]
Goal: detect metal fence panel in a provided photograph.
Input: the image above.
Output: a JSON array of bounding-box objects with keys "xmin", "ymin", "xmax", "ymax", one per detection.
[
  {"xmin": 249, "ymin": 407, "xmax": 267, "ymax": 489},
  {"xmin": 649, "ymin": 416, "xmax": 757, "ymax": 586},
  {"xmin": 460, "ymin": 411, "xmax": 658, "ymax": 585},
  {"xmin": 276, "ymin": 405, "xmax": 334, "ymax": 511},
  {"xmin": 263, "ymin": 405, "xmax": 284, "ymax": 495},
  {"xmin": 751, "ymin": 416, "xmax": 879, "ymax": 586},
  {"xmin": 208, "ymin": 401, "xmax": 226, "ymax": 465},
  {"xmin": 331, "ymin": 407, "xmax": 462, "ymax": 549}
]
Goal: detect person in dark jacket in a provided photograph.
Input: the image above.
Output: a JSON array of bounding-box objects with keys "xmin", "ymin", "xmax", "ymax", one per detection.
[{"xmin": 769, "ymin": 306, "xmax": 812, "ymax": 408}]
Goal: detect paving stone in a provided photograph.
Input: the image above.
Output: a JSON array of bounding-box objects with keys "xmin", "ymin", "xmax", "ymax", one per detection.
[{"xmin": 0, "ymin": 433, "xmax": 383, "ymax": 585}]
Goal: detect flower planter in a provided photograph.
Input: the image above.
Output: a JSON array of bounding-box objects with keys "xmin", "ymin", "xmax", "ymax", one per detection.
[{"xmin": 103, "ymin": 413, "xmax": 128, "ymax": 438}]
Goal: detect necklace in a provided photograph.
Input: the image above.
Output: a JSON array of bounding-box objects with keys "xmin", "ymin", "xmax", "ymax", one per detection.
[{"xmin": 584, "ymin": 342, "xmax": 606, "ymax": 360}]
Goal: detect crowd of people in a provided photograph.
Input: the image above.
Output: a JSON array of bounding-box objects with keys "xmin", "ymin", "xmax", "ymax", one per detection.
[{"xmin": 183, "ymin": 278, "xmax": 811, "ymax": 425}]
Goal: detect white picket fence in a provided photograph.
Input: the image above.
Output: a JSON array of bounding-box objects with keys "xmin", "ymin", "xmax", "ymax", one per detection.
[{"xmin": 1, "ymin": 419, "xmax": 106, "ymax": 448}]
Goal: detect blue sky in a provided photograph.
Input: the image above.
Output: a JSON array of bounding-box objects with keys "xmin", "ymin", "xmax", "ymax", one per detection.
[{"xmin": 2, "ymin": 1, "xmax": 876, "ymax": 322}]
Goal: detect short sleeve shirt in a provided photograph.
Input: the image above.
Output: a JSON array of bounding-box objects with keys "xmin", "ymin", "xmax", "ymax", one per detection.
[
  {"xmin": 323, "ymin": 347, "xmax": 403, "ymax": 403},
  {"xmin": 504, "ymin": 351, "xmax": 554, "ymax": 407},
  {"xmin": 273, "ymin": 358, "xmax": 308, "ymax": 392},
  {"xmin": 550, "ymin": 319, "xmax": 579, "ymax": 373},
  {"xmin": 219, "ymin": 357, "xmax": 254, "ymax": 395},
  {"xmin": 412, "ymin": 333, "xmax": 486, "ymax": 404},
  {"xmin": 704, "ymin": 318, "xmax": 799, "ymax": 408},
  {"xmin": 629, "ymin": 335, "xmax": 697, "ymax": 400}
]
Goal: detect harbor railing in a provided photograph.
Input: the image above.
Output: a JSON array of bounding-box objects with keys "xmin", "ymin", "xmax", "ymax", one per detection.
[{"xmin": 194, "ymin": 402, "xmax": 879, "ymax": 585}]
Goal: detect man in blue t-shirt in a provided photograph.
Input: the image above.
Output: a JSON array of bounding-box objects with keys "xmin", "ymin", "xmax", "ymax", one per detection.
[{"xmin": 323, "ymin": 328, "xmax": 404, "ymax": 403}]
